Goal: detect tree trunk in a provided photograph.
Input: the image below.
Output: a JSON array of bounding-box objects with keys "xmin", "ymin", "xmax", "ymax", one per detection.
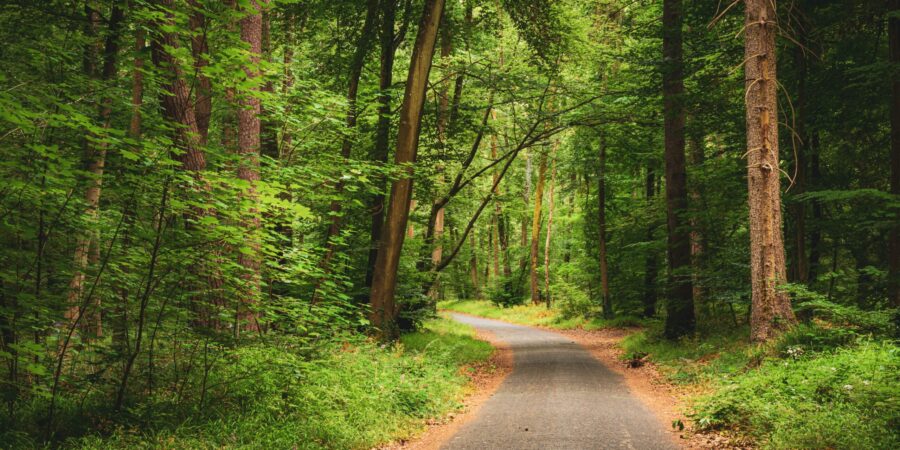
[
  {"xmin": 369, "ymin": 0, "xmax": 445, "ymax": 339},
  {"xmin": 662, "ymin": 0, "xmax": 694, "ymax": 338},
  {"xmin": 808, "ymin": 132, "xmax": 822, "ymax": 283},
  {"xmin": 544, "ymin": 150, "xmax": 557, "ymax": 307},
  {"xmin": 688, "ymin": 132, "xmax": 706, "ymax": 315},
  {"xmin": 67, "ymin": 4, "xmax": 124, "ymax": 336},
  {"xmin": 889, "ymin": 0, "xmax": 900, "ymax": 307},
  {"xmin": 598, "ymin": 136, "xmax": 611, "ymax": 318},
  {"xmin": 313, "ymin": 0, "xmax": 378, "ymax": 278},
  {"xmin": 744, "ymin": 0, "xmax": 796, "ymax": 342},
  {"xmin": 315, "ymin": 0, "xmax": 379, "ymax": 302},
  {"xmin": 188, "ymin": 0, "xmax": 212, "ymax": 143},
  {"xmin": 643, "ymin": 166, "xmax": 658, "ymax": 317},
  {"xmin": 788, "ymin": 43, "xmax": 808, "ymax": 283},
  {"xmin": 234, "ymin": 0, "xmax": 268, "ymax": 335},
  {"xmin": 530, "ymin": 151, "xmax": 548, "ymax": 304},
  {"xmin": 366, "ymin": 0, "xmax": 400, "ymax": 291},
  {"xmin": 469, "ymin": 230, "xmax": 480, "ymax": 297}
]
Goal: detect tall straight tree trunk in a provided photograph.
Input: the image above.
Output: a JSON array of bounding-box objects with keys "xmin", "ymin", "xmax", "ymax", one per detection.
[
  {"xmin": 662, "ymin": 0, "xmax": 694, "ymax": 338},
  {"xmin": 491, "ymin": 109, "xmax": 512, "ymax": 277},
  {"xmin": 744, "ymin": 0, "xmax": 796, "ymax": 341},
  {"xmin": 370, "ymin": 0, "xmax": 445, "ymax": 339},
  {"xmin": 807, "ymin": 132, "xmax": 822, "ymax": 283},
  {"xmin": 643, "ymin": 166, "xmax": 658, "ymax": 317},
  {"xmin": 366, "ymin": 0, "xmax": 400, "ymax": 291},
  {"xmin": 314, "ymin": 0, "xmax": 378, "ymax": 278},
  {"xmin": 788, "ymin": 43, "xmax": 809, "ymax": 283},
  {"xmin": 314, "ymin": 0, "xmax": 379, "ymax": 303},
  {"xmin": 188, "ymin": 0, "xmax": 212, "ymax": 143},
  {"xmin": 888, "ymin": 0, "xmax": 900, "ymax": 307},
  {"xmin": 67, "ymin": 4, "xmax": 124, "ymax": 336},
  {"xmin": 530, "ymin": 151, "xmax": 548, "ymax": 304},
  {"xmin": 544, "ymin": 150, "xmax": 557, "ymax": 307},
  {"xmin": 598, "ymin": 136, "xmax": 611, "ymax": 318},
  {"xmin": 688, "ymin": 132, "xmax": 706, "ymax": 315},
  {"xmin": 469, "ymin": 230, "xmax": 480, "ymax": 297},
  {"xmin": 520, "ymin": 148, "xmax": 532, "ymax": 271},
  {"xmin": 234, "ymin": 0, "xmax": 268, "ymax": 334}
]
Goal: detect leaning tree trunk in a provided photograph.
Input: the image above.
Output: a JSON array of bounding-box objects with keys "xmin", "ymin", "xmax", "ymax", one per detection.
[
  {"xmin": 369, "ymin": 0, "xmax": 445, "ymax": 339},
  {"xmin": 234, "ymin": 0, "xmax": 268, "ymax": 335},
  {"xmin": 888, "ymin": 0, "xmax": 900, "ymax": 308},
  {"xmin": 744, "ymin": 0, "xmax": 796, "ymax": 341},
  {"xmin": 662, "ymin": 0, "xmax": 694, "ymax": 339}
]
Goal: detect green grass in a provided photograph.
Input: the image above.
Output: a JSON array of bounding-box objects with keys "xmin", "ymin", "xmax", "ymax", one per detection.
[
  {"xmin": 439, "ymin": 299, "xmax": 647, "ymax": 330},
  {"xmin": 8, "ymin": 318, "xmax": 493, "ymax": 450},
  {"xmin": 621, "ymin": 323, "xmax": 900, "ymax": 449},
  {"xmin": 693, "ymin": 340, "xmax": 900, "ymax": 449}
]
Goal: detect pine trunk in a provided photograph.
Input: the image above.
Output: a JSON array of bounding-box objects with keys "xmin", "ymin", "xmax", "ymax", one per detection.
[
  {"xmin": 744, "ymin": 0, "xmax": 796, "ymax": 341},
  {"xmin": 662, "ymin": 0, "xmax": 694, "ymax": 338},
  {"xmin": 235, "ymin": 0, "xmax": 268, "ymax": 334}
]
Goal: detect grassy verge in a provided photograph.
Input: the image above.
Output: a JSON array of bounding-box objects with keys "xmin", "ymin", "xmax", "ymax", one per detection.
[
  {"xmin": 439, "ymin": 299, "xmax": 646, "ymax": 330},
  {"xmin": 622, "ymin": 325, "xmax": 900, "ymax": 449},
  {"xmin": 43, "ymin": 318, "xmax": 493, "ymax": 449}
]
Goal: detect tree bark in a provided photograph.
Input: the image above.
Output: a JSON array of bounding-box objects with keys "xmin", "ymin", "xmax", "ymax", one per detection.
[
  {"xmin": 662, "ymin": 0, "xmax": 694, "ymax": 338},
  {"xmin": 530, "ymin": 150, "xmax": 548, "ymax": 304},
  {"xmin": 366, "ymin": 0, "xmax": 400, "ymax": 291},
  {"xmin": 67, "ymin": 4, "xmax": 124, "ymax": 336},
  {"xmin": 744, "ymin": 0, "xmax": 796, "ymax": 341},
  {"xmin": 598, "ymin": 136, "xmax": 611, "ymax": 318},
  {"xmin": 643, "ymin": 166, "xmax": 658, "ymax": 317},
  {"xmin": 188, "ymin": 0, "xmax": 212, "ymax": 143},
  {"xmin": 315, "ymin": 0, "xmax": 379, "ymax": 303},
  {"xmin": 889, "ymin": 0, "xmax": 900, "ymax": 307},
  {"xmin": 235, "ymin": 0, "xmax": 268, "ymax": 334},
  {"xmin": 369, "ymin": 0, "xmax": 445, "ymax": 339},
  {"xmin": 544, "ymin": 150, "xmax": 557, "ymax": 307}
]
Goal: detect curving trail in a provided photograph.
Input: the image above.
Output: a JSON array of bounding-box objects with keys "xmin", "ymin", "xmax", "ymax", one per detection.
[{"xmin": 443, "ymin": 313, "xmax": 678, "ymax": 450}]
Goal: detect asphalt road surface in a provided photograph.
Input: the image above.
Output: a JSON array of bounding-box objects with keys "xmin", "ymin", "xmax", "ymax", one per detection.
[{"xmin": 443, "ymin": 313, "xmax": 678, "ymax": 450}]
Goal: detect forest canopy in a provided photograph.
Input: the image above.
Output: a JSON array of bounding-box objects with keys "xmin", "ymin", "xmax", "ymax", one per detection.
[{"xmin": 0, "ymin": 0, "xmax": 898, "ymax": 447}]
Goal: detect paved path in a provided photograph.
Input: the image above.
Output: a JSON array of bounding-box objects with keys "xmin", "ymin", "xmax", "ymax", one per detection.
[{"xmin": 443, "ymin": 313, "xmax": 678, "ymax": 450}]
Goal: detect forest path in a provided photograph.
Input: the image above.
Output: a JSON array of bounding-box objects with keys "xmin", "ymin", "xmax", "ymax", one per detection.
[{"xmin": 443, "ymin": 313, "xmax": 678, "ymax": 450}]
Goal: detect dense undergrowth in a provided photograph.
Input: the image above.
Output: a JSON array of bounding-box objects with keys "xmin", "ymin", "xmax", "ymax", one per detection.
[
  {"xmin": 442, "ymin": 298, "xmax": 900, "ymax": 449},
  {"xmin": 1, "ymin": 318, "xmax": 492, "ymax": 450}
]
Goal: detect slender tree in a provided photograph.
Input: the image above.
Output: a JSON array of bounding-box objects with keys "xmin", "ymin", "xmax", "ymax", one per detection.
[
  {"xmin": 889, "ymin": 0, "xmax": 900, "ymax": 307},
  {"xmin": 530, "ymin": 149, "xmax": 548, "ymax": 304},
  {"xmin": 598, "ymin": 135, "xmax": 611, "ymax": 318}
]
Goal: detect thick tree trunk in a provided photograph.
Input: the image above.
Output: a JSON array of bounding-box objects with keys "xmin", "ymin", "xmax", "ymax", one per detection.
[
  {"xmin": 366, "ymin": 0, "xmax": 399, "ymax": 291},
  {"xmin": 744, "ymin": 0, "xmax": 796, "ymax": 341},
  {"xmin": 369, "ymin": 0, "xmax": 445, "ymax": 339},
  {"xmin": 234, "ymin": 0, "xmax": 268, "ymax": 334},
  {"xmin": 530, "ymin": 151, "xmax": 548, "ymax": 304},
  {"xmin": 889, "ymin": 0, "xmax": 900, "ymax": 307},
  {"xmin": 643, "ymin": 166, "xmax": 658, "ymax": 317},
  {"xmin": 188, "ymin": 0, "xmax": 212, "ymax": 143},
  {"xmin": 662, "ymin": 0, "xmax": 694, "ymax": 338},
  {"xmin": 598, "ymin": 137, "xmax": 611, "ymax": 318}
]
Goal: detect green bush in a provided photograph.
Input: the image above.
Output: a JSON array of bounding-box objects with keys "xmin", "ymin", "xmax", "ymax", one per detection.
[
  {"xmin": 487, "ymin": 269, "xmax": 528, "ymax": 308},
  {"xmin": 552, "ymin": 279, "xmax": 596, "ymax": 319}
]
